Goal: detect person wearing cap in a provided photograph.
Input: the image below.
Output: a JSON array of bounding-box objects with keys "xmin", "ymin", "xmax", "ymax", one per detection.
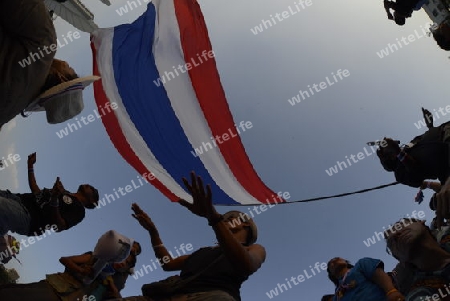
[
  {"xmin": 384, "ymin": 218, "xmax": 450, "ymax": 301},
  {"xmin": 326, "ymin": 257, "xmax": 404, "ymax": 301},
  {"xmin": 83, "ymin": 230, "xmax": 142, "ymax": 286},
  {"xmin": 0, "ymin": 235, "xmax": 140, "ymax": 301},
  {"xmin": 0, "ymin": 0, "xmax": 99, "ymax": 129},
  {"xmin": 0, "ymin": 152, "xmax": 99, "ymax": 244},
  {"xmin": 126, "ymin": 171, "xmax": 265, "ymax": 301}
]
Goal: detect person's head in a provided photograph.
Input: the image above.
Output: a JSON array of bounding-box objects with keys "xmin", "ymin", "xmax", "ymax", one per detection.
[
  {"xmin": 113, "ymin": 252, "xmax": 137, "ymax": 273},
  {"xmin": 384, "ymin": 218, "xmax": 429, "ymax": 262},
  {"xmin": 77, "ymin": 184, "xmax": 99, "ymax": 209},
  {"xmin": 223, "ymin": 211, "xmax": 258, "ymax": 246},
  {"xmin": 113, "ymin": 240, "xmax": 140, "ymax": 273},
  {"xmin": 393, "ymin": 12, "xmax": 406, "ymax": 25},
  {"xmin": 327, "ymin": 257, "xmax": 354, "ymax": 286},
  {"xmin": 376, "ymin": 138, "xmax": 401, "ymax": 172},
  {"xmin": 431, "ymin": 20, "xmax": 450, "ymax": 51},
  {"xmin": 41, "ymin": 59, "xmax": 79, "ymax": 93}
]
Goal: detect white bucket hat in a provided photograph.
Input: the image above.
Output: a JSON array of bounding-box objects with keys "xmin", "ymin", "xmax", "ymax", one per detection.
[{"xmin": 24, "ymin": 75, "xmax": 100, "ymax": 124}]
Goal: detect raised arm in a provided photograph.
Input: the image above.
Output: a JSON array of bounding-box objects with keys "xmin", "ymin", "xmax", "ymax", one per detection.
[
  {"xmin": 179, "ymin": 172, "xmax": 266, "ymax": 275},
  {"xmin": 371, "ymin": 267, "xmax": 404, "ymax": 301},
  {"xmin": 27, "ymin": 153, "xmax": 40, "ymax": 194},
  {"xmin": 59, "ymin": 252, "xmax": 93, "ymax": 276},
  {"xmin": 131, "ymin": 203, "xmax": 189, "ymax": 271}
]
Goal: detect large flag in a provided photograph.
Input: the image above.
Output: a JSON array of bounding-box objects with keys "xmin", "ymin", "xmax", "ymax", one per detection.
[{"xmin": 91, "ymin": 0, "xmax": 285, "ymax": 205}]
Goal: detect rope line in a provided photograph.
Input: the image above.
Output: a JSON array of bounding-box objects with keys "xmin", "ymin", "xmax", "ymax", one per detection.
[{"xmin": 218, "ymin": 182, "xmax": 400, "ymax": 206}]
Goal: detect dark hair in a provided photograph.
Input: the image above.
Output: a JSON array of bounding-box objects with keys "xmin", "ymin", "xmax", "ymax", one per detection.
[
  {"xmin": 432, "ymin": 30, "xmax": 450, "ymax": 51},
  {"xmin": 133, "ymin": 241, "xmax": 142, "ymax": 256},
  {"xmin": 83, "ymin": 185, "xmax": 99, "ymax": 209},
  {"xmin": 376, "ymin": 139, "xmax": 400, "ymax": 171},
  {"xmin": 40, "ymin": 69, "xmax": 79, "ymax": 94},
  {"xmin": 321, "ymin": 295, "xmax": 334, "ymax": 301},
  {"xmin": 327, "ymin": 260, "xmax": 354, "ymax": 286},
  {"xmin": 377, "ymin": 150, "xmax": 398, "ymax": 171},
  {"xmin": 394, "ymin": 15, "xmax": 406, "ymax": 26}
]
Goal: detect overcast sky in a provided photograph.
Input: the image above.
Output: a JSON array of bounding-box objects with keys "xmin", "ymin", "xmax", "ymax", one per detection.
[{"xmin": 1, "ymin": 0, "xmax": 450, "ymax": 300}]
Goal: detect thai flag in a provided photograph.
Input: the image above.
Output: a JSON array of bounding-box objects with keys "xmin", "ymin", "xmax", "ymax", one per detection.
[{"xmin": 91, "ymin": 0, "xmax": 284, "ymax": 205}]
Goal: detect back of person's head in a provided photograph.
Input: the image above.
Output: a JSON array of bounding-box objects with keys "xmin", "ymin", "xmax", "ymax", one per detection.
[{"xmin": 432, "ymin": 30, "xmax": 450, "ymax": 51}]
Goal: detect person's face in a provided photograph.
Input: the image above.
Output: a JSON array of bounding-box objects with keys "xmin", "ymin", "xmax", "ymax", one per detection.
[
  {"xmin": 385, "ymin": 220, "xmax": 426, "ymax": 261},
  {"xmin": 113, "ymin": 253, "xmax": 135, "ymax": 272},
  {"xmin": 224, "ymin": 213, "xmax": 251, "ymax": 243},
  {"xmin": 327, "ymin": 257, "xmax": 348, "ymax": 277}
]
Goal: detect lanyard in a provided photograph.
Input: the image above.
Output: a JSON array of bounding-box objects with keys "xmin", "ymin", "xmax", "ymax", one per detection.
[{"xmin": 335, "ymin": 271, "xmax": 351, "ymax": 301}]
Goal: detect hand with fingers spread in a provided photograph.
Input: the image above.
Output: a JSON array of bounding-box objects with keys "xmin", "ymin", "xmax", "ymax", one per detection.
[
  {"xmin": 178, "ymin": 171, "xmax": 220, "ymax": 221},
  {"xmin": 131, "ymin": 203, "xmax": 156, "ymax": 231}
]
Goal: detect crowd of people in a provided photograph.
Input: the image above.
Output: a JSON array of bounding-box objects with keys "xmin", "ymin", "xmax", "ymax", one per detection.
[
  {"xmin": 321, "ymin": 108, "xmax": 450, "ymax": 300},
  {"xmin": 0, "ymin": 0, "xmax": 267, "ymax": 300}
]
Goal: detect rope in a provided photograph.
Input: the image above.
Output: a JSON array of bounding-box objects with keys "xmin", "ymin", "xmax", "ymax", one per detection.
[{"xmin": 219, "ymin": 181, "xmax": 400, "ymax": 206}]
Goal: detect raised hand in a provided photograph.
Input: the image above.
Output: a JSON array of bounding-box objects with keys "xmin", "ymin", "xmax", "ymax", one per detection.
[
  {"xmin": 131, "ymin": 203, "xmax": 155, "ymax": 231},
  {"xmin": 52, "ymin": 177, "xmax": 65, "ymax": 196},
  {"xmin": 422, "ymin": 107, "xmax": 433, "ymax": 128},
  {"xmin": 178, "ymin": 171, "xmax": 218, "ymax": 220},
  {"xmin": 27, "ymin": 152, "xmax": 36, "ymax": 167}
]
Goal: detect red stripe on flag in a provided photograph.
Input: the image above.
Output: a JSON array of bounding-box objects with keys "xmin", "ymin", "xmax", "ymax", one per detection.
[
  {"xmin": 173, "ymin": 0, "xmax": 284, "ymax": 204},
  {"xmin": 90, "ymin": 36, "xmax": 179, "ymax": 202}
]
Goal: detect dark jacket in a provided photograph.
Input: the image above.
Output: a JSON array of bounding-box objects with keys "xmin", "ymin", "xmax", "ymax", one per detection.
[{"xmin": 0, "ymin": 0, "xmax": 56, "ymax": 127}]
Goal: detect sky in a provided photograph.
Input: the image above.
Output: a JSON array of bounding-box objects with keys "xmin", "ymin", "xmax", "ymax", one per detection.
[{"xmin": 1, "ymin": 0, "xmax": 450, "ymax": 300}]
